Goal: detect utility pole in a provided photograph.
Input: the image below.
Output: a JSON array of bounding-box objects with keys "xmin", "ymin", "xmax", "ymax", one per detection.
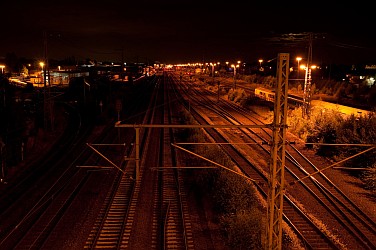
[
  {"xmin": 266, "ymin": 53, "xmax": 289, "ymax": 250},
  {"xmin": 303, "ymin": 33, "xmax": 313, "ymax": 118}
]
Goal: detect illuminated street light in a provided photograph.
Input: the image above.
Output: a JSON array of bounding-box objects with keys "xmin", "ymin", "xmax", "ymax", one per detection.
[
  {"xmin": 0, "ymin": 65, "xmax": 5, "ymax": 74},
  {"xmin": 39, "ymin": 62, "xmax": 45, "ymax": 83},
  {"xmin": 237, "ymin": 61, "xmax": 241, "ymax": 74},
  {"xmin": 210, "ymin": 63, "xmax": 216, "ymax": 84},
  {"xmin": 231, "ymin": 64, "xmax": 239, "ymax": 89},
  {"xmin": 296, "ymin": 57, "xmax": 302, "ymax": 79},
  {"xmin": 258, "ymin": 59, "xmax": 264, "ymax": 72},
  {"xmin": 39, "ymin": 62, "xmax": 45, "ymax": 73},
  {"xmin": 258, "ymin": 59, "xmax": 263, "ymax": 67},
  {"xmin": 300, "ymin": 64, "xmax": 316, "ymax": 71}
]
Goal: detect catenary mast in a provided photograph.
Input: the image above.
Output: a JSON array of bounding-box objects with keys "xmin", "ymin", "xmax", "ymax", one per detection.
[
  {"xmin": 266, "ymin": 53, "xmax": 289, "ymax": 250},
  {"xmin": 303, "ymin": 33, "xmax": 313, "ymax": 118}
]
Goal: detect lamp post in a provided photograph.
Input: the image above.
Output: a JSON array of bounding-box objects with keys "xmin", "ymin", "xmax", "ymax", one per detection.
[
  {"xmin": 210, "ymin": 63, "xmax": 216, "ymax": 84},
  {"xmin": 296, "ymin": 57, "xmax": 302, "ymax": 79},
  {"xmin": 0, "ymin": 65, "xmax": 5, "ymax": 108},
  {"xmin": 231, "ymin": 64, "xmax": 239, "ymax": 89},
  {"xmin": 39, "ymin": 62, "xmax": 45, "ymax": 84},
  {"xmin": 258, "ymin": 59, "xmax": 264, "ymax": 72}
]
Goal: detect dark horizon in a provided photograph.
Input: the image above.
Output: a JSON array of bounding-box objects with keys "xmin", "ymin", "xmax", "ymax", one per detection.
[{"xmin": 1, "ymin": 2, "xmax": 375, "ymax": 65}]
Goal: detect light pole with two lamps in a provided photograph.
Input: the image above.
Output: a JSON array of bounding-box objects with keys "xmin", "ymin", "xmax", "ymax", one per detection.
[
  {"xmin": 210, "ymin": 63, "xmax": 216, "ymax": 84},
  {"xmin": 231, "ymin": 64, "xmax": 239, "ymax": 89}
]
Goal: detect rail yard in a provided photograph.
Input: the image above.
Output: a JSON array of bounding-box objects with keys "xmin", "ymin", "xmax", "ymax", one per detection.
[{"xmin": 0, "ymin": 70, "xmax": 375, "ymax": 250}]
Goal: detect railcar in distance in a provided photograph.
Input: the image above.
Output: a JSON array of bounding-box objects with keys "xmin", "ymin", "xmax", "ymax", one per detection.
[{"xmin": 254, "ymin": 87, "xmax": 304, "ymax": 107}]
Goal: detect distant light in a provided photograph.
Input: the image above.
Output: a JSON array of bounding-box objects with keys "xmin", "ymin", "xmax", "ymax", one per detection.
[{"xmin": 300, "ymin": 64, "xmax": 316, "ymax": 70}]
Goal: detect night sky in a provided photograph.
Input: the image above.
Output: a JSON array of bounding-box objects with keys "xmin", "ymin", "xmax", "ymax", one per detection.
[{"xmin": 1, "ymin": 1, "xmax": 375, "ymax": 65}]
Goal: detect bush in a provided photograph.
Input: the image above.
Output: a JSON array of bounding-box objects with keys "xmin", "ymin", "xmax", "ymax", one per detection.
[
  {"xmin": 220, "ymin": 210, "xmax": 264, "ymax": 249},
  {"xmin": 212, "ymin": 170, "xmax": 257, "ymax": 214},
  {"xmin": 361, "ymin": 165, "xmax": 376, "ymax": 191}
]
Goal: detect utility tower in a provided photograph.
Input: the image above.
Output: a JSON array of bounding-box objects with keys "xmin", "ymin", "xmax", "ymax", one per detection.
[
  {"xmin": 266, "ymin": 53, "xmax": 289, "ymax": 250},
  {"xmin": 302, "ymin": 33, "xmax": 313, "ymax": 118}
]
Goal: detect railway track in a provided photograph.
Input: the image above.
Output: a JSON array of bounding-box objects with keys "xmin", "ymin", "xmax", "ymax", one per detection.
[
  {"xmin": 0, "ymin": 77, "xmax": 158, "ymax": 249},
  {"xmin": 85, "ymin": 72, "xmax": 195, "ymax": 249},
  {"xmin": 171, "ymin": 75, "xmax": 337, "ymax": 249},
  {"xmin": 84, "ymin": 76, "xmax": 159, "ymax": 249},
  {"xmin": 2, "ymin": 71, "xmax": 374, "ymax": 249},
  {"xmin": 0, "ymin": 102, "xmax": 115, "ymax": 249},
  {"xmin": 170, "ymin": 72, "xmax": 376, "ymax": 249}
]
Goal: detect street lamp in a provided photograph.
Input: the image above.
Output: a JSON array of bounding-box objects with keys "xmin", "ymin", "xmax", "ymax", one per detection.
[
  {"xmin": 0, "ymin": 65, "xmax": 5, "ymax": 74},
  {"xmin": 296, "ymin": 57, "xmax": 302, "ymax": 79},
  {"xmin": 210, "ymin": 63, "xmax": 216, "ymax": 84},
  {"xmin": 212, "ymin": 63, "xmax": 216, "ymax": 73},
  {"xmin": 231, "ymin": 64, "xmax": 239, "ymax": 89},
  {"xmin": 39, "ymin": 62, "xmax": 45, "ymax": 83},
  {"xmin": 258, "ymin": 59, "xmax": 264, "ymax": 72}
]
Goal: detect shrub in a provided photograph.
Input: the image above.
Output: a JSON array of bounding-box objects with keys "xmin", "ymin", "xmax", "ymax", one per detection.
[{"xmin": 220, "ymin": 210, "xmax": 264, "ymax": 249}]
